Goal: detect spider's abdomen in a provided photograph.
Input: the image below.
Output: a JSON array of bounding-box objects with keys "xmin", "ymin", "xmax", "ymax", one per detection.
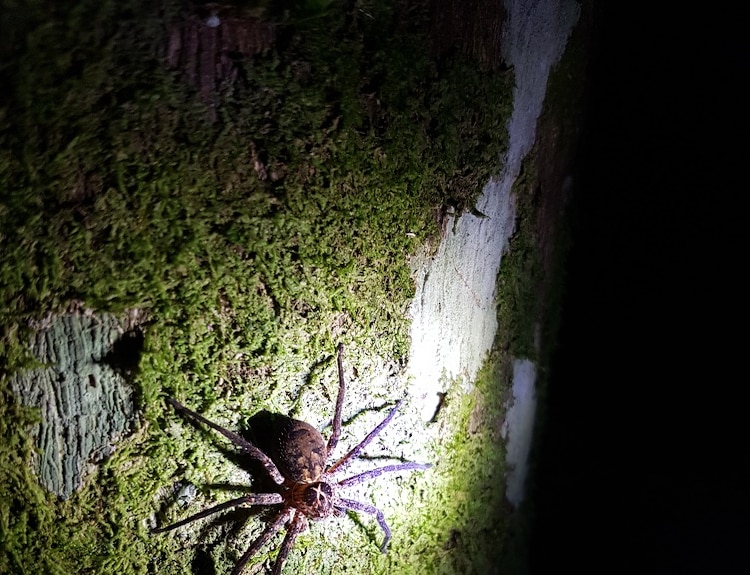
[{"xmin": 273, "ymin": 418, "xmax": 327, "ymax": 483}]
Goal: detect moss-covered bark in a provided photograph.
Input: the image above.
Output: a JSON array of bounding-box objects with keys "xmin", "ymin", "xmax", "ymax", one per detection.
[{"xmin": 0, "ymin": 0, "xmax": 585, "ymax": 573}]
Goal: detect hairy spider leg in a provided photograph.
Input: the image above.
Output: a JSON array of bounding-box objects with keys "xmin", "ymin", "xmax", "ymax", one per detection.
[
  {"xmin": 337, "ymin": 462, "xmax": 433, "ymax": 489},
  {"xmin": 269, "ymin": 512, "xmax": 307, "ymax": 575},
  {"xmin": 153, "ymin": 493, "xmax": 283, "ymax": 534},
  {"xmin": 337, "ymin": 497, "xmax": 392, "ymax": 552},
  {"xmin": 326, "ymin": 400, "xmax": 404, "ymax": 476},
  {"xmin": 326, "ymin": 342, "xmax": 347, "ymax": 454},
  {"xmin": 166, "ymin": 397, "xmax": 285, "ymax": 485},
  {"xmin": 230, "ymin": 507, "xmax": 295, "ymax": 575}
]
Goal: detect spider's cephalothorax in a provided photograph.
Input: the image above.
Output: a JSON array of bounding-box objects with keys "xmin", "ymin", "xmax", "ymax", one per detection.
[
  {"xmin": 290, "ymin": 480, "xmax": 334, "ymax": 518},
  {"xmin": 153, "ymin": 344, "xmax": 431, "ymax": 575}
]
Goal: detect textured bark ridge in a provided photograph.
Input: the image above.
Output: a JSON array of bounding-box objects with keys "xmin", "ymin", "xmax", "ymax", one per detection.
[
  {"xmin": 166, "ymin": 5, "xmax": 276, "ymax": 121},
  {"xmin": 10, "ymin": 309, "xmax": 145, "ymax": 499}
]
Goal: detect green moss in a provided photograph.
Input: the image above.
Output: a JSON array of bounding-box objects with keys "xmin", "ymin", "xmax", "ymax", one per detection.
[
  {"xmin": 0, "ymin": 0, "xmax": 521, "ymax": 573},
  {"xmin": 366, "ymin": 355, "xmax": 510, "ymax": 575}
]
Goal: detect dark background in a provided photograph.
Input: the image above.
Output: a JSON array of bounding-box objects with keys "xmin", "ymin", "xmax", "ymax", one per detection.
[{"xmin": 530, "ymin": 4, "xmax": 747, "ymax": 574}]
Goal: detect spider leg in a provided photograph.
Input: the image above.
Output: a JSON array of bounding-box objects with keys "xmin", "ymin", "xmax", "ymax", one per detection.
[
  {"xmin": 166, "ymin": 397, "xmax": 286, "ymax": 485},
  {"xmin": 270, "ymin": 511, "xmax": 307, "ymax": 575},
  {"xmin": 338, "ymin": 462, "xmax": 432, "ymax": 488},
  {"xmin": 326, "ymin": 400, "xmax": 404, "ymax": 476},
  {"xmin": 230, "ymin": 507, "xmax": 295, "ymax": 575},
  {"xmin": 152, "ymin": 493, "xmax": 283, "ymax": 533},
  {"xmin": 337, "ymin": 497, "xmax": 392, "ymax": 553},
  {"xmin": 326, "ymin": 342, "xmax": 346, "ymax": 453}
]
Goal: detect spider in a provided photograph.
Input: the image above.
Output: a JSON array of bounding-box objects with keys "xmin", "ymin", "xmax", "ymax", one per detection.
[{"xmin": 153, "ymin": 344, "xmax": 431, "ymax": 575}]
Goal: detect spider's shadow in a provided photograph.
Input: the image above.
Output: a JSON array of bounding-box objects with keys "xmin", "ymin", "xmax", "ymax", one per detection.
[
  {"xmin": 177, "ymin": 411, "xmax": 281, "ymax": 493},
  {"xmin": 161, "ymin": 411, "xmax": 295, "ymax": 575},
  {"xmin": 244, "ymin": 409, "xmax": 298, "ymax": 463},
  {"xmin": 186, "ymin": 502, "xmax": 280, "ymax": 575},
  {"xmin": 343, "ymin": 509, "xmax": 381, "ymax": 549},
  {"xmin": 190, "ymin": 547, "xmax": 216, "ymax": 575},
  {"xmin": 287, "ymin": 351, "xmax": 338, "ymax": 419},
  {"xmin": 159, "ymin": 484, "xmax": 276, "ymax": 575},
  {"xmin": 172, "ymin": 406, "xmax": 305, "ymax": 494}
]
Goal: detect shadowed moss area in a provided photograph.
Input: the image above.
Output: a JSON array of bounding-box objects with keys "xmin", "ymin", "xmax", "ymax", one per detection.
[
  {"xmin": 489, "ymin": 12, "xmax": 590, "ymax": 573},
  {"xmin": 0, "ymin": 0, "xmax": 514, "ymax": 574}
]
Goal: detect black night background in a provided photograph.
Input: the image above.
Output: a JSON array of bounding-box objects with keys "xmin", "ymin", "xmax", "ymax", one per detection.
[{"xmin": 530, "ymin": 5, "xmax": 748, "ymax": 574}]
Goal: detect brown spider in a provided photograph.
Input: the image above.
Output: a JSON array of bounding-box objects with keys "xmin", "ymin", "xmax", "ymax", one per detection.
[{"xmin": 153, "ymin": 344, "xmax": 431, "ymax": 575}]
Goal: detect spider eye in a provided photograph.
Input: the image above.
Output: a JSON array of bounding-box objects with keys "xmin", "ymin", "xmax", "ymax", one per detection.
[{"xmin": 297, "ymin": 481, "xmax": 334, "ymax": 518}]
